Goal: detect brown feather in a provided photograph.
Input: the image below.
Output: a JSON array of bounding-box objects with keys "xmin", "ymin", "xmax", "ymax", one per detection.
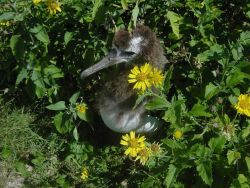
[{"xmin": 98, "ymin": 25, "xmax": 168, "ymax": 108}]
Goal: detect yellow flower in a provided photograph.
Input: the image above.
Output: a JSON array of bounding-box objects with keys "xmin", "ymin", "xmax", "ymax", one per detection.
[
  {"xmin": 174, "ymin": 130, "xmax": 183, "ymax": 140},
  {"xmin": 150, "ymin": 68, "xmax": 164, "ymax": 87},
  {"xmin": 0, "ymin": 21, "xmax": 10, "ymax": 27},
  {"xmin": 76, "ymin": 103, "xmax": 88, "ymax": 113},
  {"xmin": 33, "ymin": 0, "xmax": 43, "ymax": 4},
  {"xmin": 46, "ymin": 0, "xmax": 61, "ymax": 15},
  {"xmin": 128, "ymin": 63, "xmax": 152, "ymax": 91},
  {"xmin": 81, "ymin": 167, "xmax": 88, "ymax": 181},
  {"xmin": 120, "ymin": 131, "xmax": 146, "ymax": 157},
  {"xmin": 150, "ymin": 142, "xmax": 162, "ymax": 154},
  {"xmin": 136, "ymin": 147, "xmax": 151, "ymax": 165},
  {"xmin": 234, "ymin": 94, "xmax": 250, "ymax": 117}
]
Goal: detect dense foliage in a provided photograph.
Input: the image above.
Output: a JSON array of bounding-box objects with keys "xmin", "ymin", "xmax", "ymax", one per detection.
[{"xmin": 0, "ymin": 0, "xmax": 250, "ymax": 187}]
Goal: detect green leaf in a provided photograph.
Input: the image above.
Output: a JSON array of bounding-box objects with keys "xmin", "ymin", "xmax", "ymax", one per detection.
[
  {"xmin": 31, "ymin": 70, "xmax": 45, "ymax": 88},
  {"xmin": 15, "ymin": 161, "xmax": 29, "ymax": 176},
  {"xmin": 69, "ymin": 92, "xmax": 80, "ymax": 104},
  {"xmin": 121, "ymin": 0, "xmax": 128, "ymax": 10},
  {"xmin": 131, "ymin": 2, "xmax": 139, "ymax": 27},
  {"xmin": 204, "ymin": 82, "xmax": 219, "ymax": 100},
  {"xmin": 196, "ymin": 44, "xmax": 223, "ymax": 62},
  {"xmin": 164, "ymin": 65, "xmax": 174, "ymax": 93},
  {"xmin": 10, "ymin": 35, "xmax": 25, "ymax": 59},
  {"xmin": 64, "ymin": 32, "xmax": 74, "ymax": 45},
  {"xmin": 77, "ymin": 111, "xmax": 88, "ymax": 121},
  {"xmin": 0, "ymin": 12, "xmax": 15, "ymax": 21},
  {"xmin": 16, "ymin": 68, "xmax": 28, "ymax": 86},
  {"xmin": 54, "ymin": 112, "xmax": 73, "ymax": 134},
  {"xmin": 240, "ymin": 31, "xmax": 250, "ymax": 46},
  {"xmin": 231, "ymin": 42, "xmax": 243, "ymax": 61},
  {"xmin": 35, "ymin": 86, "xmax": 46, "ymax": 98},
  {"xmin": 73, "ymin": 127, "xmax": 79, "ymax": 141},
  {"xmin": 46, "ymin": 101, "xmax": 66, "ymax": 111},
  {"xmin": 226, "ymin": 69, "xmax": 249, "ymax": 88},
  {"xmin": 189, "ymin": 102, "xmax": 212, "ymax": 117},
  {"xmin": 30, "ymin": 25, "xmax": 50, "ymax": 45},
  {"xmin": 44, "ymin": 65, "xmax": 64, "ymax": 79},
  {"xmin": 146, "ymin": 96, "xmax": 171, "ymax": 110},
  {"xmin": 165, "ymin": 164, "xmax": 177, "ymax": 188},
  {"xmin": 92, "ymin": 0, "xmax": 103, "ymax": 19},
  {"xmin": 242, "ymin": 126, "xmax": 250, "ymax": 139},
  {"xmin": 245, "ymin": 156, "xmax": 250, "ymax": 172},
  {"xmin": 238, "ymin": 174, "xmax": 249, "ymax": 185},
  {"xmin": 166, "ymin": 11, "xmax": 182, "ymax": 39},
  {"xmin": 163, "ymin": 98, "xmax": 184, "ymax": 126},
  {"xmin": 227, "ymin": 150, "xmax": 241, "ymax": 165},
  {"xmin": 208, "ymin": 137, "xmax": 226, "ymax": 153},
  {"xmin": 196, "ymin": 160, "xmax": 213, "ymax": 186}
]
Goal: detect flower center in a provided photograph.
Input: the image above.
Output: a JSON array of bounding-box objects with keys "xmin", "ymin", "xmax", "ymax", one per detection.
[
  {"xmin": 129, "ymin": 138, "xmax": 139, "ymax": 148},
  {"xmin": 139, "ymin": 148, "xmax": 148, "ymax": 157},
  {"xmin": 239, "ymin": 100, "xmax": 249, "ymax": 109},
  {"xmin": 136, "ymin": 72, "xmax": 147, "ymax": 81},
  {"xmin": 151, "ymin": 144, "xmax": 160, "ymax": 152}
]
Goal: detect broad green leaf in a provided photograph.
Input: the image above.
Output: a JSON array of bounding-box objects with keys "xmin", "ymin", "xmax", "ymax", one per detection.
[
  {"xmin": 131, "ymin": 3, "xmax": 139, "ymax": 27},
  {"xmin": 15, "ymin": 161, "xmax": 29, "ymax": 176},
  {"xmin": 166, "ymin": 11, "xmax": 182, "ymax": 39},
  {"xmin": 237, "ymin": 174, "xmax": 248, "ymax": 184},
  {"xmin": 77, "ymin": 111, "xmax": 88, "ymax": 121},
  {"xmin": 245, "ymin": 156, "xmax": 250, "ymax": 172},
  {"xmin": 44, "ymin": 65, "xmax": 64, "ymax": 79},
  {"xmin": 31, "ymin": 70, "xmax": 45, "ymax": 88},
  {"xmin": 30, "ymin": 25, "xmax": 50, "ymax": 45},
  {"xmin": 242, "ymin": 126, "xmax": 250, "ymax": 139},
  {"xmin": 16, "ymin": 68, "xmax": 28, "ymax": 86},
  {"xmin": 64, "ymin": 32, "xmax": 74, "ymax": 45},
  {"xmin": 204, "ymin": 82, "xmax": 219, "ymax": 100},
  {"xmin": 165, "ymin": 164, "xmax": 177, "ymax": 188},
  {"xmin": 146, "ymin": 96, "xmax": 171, "ymax": 110},
  {"xmin": 35, "ymin": 86, "xmax": 46, "ymax": 98},
  {"xmin": 73, "ymin": 127, "xmax": 79, "ymax": 141},
  {"xmin": 231, "ymin": 42, "xmax": 243, "ymax": 61},
  {"xmin": 54, "ymin": 112, "xmax": 73, "ymax": 134},
  {"xmin": 10, "ymin": 35, "xmax": 25, "ymax": 59},
  {"xmin": 163, "ymin": 98, "xmax": 184, "ymax": 126},
  {"xmin": 141, "ymin": 177, "xmax": 156, "ymax": 187},
  {"xmin": 240, "ymin": 31, "xmax": 250, "ymax": 46},
  {"xmin": 0, "ymin": 12, "xmax": 15, "ymax": 21},
  {"xmin": 162, "ymin": 139, "xmax": 185, "ymax": 149},
  {"xmin": 164, "ymin": 65, "xmax": 173, "ymax": 93},
  {"xmin": 228, "ymin": 95, "xmax": 238, "ymax": 106},
  {"xmin": 196, "ymin": 160, "xmax": 213, "ymax": 186},
  {"xmin": 69, "ymin": 92, "xmax": 80, "ymax": 104},
  {"xmin": 189, "ymin": 102, "xmax": 212, "ymax": 117},
  {"xmin": 226, "ymin": 69, "xmax": 250, "ymax": 88},
  {"xmin": 92, "ymin": 0, "xmax": 103, "ymax": 19},
  {"xmin": 54, "ymin": 112, "xmax": 64, "ymax": 133},
  {"xmin": 46, "ymin": 101, "xmax": 66, "ymax": 111},
  {"xmin": 196, "ymin": 44, "xmax": 223, "ymax": 62},
  {"xmin": 227, "ymin": 150, "xmax": 241, "ymax": 165},
  {"xmin": 121, "ymin": 0, "xmax": 128, "ymax": 10},
  {"xmin": 208, "ymin": 137, "xmax": 226, "ymax": 153}
]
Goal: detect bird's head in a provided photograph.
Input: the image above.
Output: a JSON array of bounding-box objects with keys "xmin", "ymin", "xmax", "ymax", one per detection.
[{"xmin": 80, "ymin": 25, "xmax": 163, "ymax": 79}]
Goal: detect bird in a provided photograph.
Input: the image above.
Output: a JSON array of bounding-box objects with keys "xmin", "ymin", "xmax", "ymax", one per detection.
[{"xmin": 81, "ymin": 25, "xmax": 168, "ymax": 133}]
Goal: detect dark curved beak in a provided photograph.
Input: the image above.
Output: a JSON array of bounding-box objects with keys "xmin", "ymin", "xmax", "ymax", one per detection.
[
  {"xmin": 81, "ymin": 51, "xmax": 136, "ymax": 79},
  {"xmin": 81, "ymin": 56, "xmax": 111, "ymax": 79}
]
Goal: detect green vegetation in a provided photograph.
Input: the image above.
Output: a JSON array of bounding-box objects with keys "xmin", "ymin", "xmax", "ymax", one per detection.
[{"xmin": 0, "ymin": 0, "xmax": 250, "ymax": 187}]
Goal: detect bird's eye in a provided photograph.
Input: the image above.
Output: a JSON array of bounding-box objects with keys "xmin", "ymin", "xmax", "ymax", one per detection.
[{"xmin": 120, "ymin": 51, "xmax": 136, "ymax": 57}]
